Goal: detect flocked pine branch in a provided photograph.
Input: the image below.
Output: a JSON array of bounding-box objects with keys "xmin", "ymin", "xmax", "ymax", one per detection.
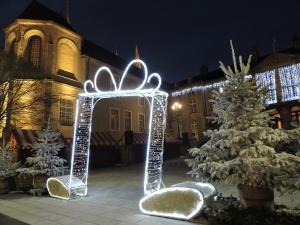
[{"xmin": 219, "ymin": 40, "xmax": 252, "ymax": 77}]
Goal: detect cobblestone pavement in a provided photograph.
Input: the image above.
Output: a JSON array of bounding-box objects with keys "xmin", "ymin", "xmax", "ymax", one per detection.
[{"xmin": 0, "ymin": 160, "xmax": 299, "ymax": 225}]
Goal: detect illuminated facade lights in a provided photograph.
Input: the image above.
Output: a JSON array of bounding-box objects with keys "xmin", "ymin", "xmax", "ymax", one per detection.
[
  {"xmin": 279, "ymin": 63, "xmax": 300, "ymax": 102},
  {"xmin": 171, "ymin": 65, "xmax": 300, "ymax": 105},
  {"xmin": 256, "ymin": 70, "xmax": 277, "ymax": 104}
]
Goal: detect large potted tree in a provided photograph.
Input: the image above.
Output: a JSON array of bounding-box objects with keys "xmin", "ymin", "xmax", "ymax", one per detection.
[
  {"xmin": 0, "ymin": 143, "xmax": 19, "ymax": 194},
  {"xmin": 187, "ymin": 41, "xmax": 300, "ymax": 209},
  {"xmin": 18, "ymin": 119, "xmax": 66, "ymax": 191}
]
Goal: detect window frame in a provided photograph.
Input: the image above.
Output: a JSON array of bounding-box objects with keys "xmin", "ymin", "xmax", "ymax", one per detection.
[
  {"xmin": 124, "ymin": 110, "xmax": 132, "ymax": 131},
  {"xmin": 189, "ymin": 98, "xmax": 197, "ymax": 113},
  {"xmin": 28, "ymin": 36, "xmax": 42, "ymax": 68},
  {"xmin": 138, "ymin": 113, "xmax": 145, "ymax": 133},
  {"xmin": 138, "ymin": 96, "xmax": 145, "ymax": 106},
  {"xmin": 59, "ymin": 98, "xmax": 74, "ymax": 126},
  {"xmin": 110, "ymin": 107, "xmax": 121, "ymax": 131}
]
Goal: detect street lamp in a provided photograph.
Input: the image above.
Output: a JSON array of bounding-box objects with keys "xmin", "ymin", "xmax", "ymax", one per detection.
[{"xmin": 171, "ymin": 102, "xmax": 182, "ymax": 139}]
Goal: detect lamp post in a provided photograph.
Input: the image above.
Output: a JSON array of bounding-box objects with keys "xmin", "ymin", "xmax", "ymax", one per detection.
[{"xmin": 171, "ymin": 102, "xmax": 182, "ymax": 139}]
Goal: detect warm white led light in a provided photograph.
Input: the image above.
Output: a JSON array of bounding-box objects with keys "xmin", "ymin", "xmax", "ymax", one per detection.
[
  {"xmin": 47, "ymin": 59, "xmax": 168, "ymax": 199},
  {"xmin": 139, "ymin": 187, "xmax": 204, "ymax": 220},
  {"xmin": 279, "ymin": 63, "xmax": 300, "ymax": 102},
  {"xmin": 256, "ymin": 70, "xmax": 277, "ymax": 104}
]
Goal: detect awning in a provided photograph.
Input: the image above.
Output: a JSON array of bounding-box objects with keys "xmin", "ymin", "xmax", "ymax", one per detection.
[
  {"xmin": 10, "ymin": 129, "xmax": 65, "ymax": 148},
  {"xmin": 133, "ymin": 133, "xmax": 148, "ymax": 145},
  {"xmin": 90, "ymin": 131, "xmax": 123, "ymax": 147}
]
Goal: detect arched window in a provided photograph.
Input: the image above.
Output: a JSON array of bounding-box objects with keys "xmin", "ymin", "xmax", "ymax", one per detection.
[
  {"xmin": 57, "ymin": 43, "xmax": 75, "ymax": 74},
  {"xmin": 27, "ymin": 36, "xmax": 42, "ymax": 67}
]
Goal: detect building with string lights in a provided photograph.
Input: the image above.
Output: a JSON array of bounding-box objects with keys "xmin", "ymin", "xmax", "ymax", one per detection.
[{"xmin": 169, "ymin": 42, "xmax": 300, "ymax": 142}]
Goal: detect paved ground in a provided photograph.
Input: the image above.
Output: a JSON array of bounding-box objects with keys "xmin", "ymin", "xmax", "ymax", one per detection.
[{"xmin": 0, "ymin": 160, "xmax": 299, "ymax": 225}]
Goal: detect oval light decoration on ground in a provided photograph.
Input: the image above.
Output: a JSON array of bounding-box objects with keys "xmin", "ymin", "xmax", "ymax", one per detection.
[{"xmin": 139, "ymin": 187, "xmax": 204, "ymax": 220}]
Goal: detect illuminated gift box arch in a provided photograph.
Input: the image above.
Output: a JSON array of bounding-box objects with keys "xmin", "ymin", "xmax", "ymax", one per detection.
[{"xmin": 47, "ymin": 59, "xmax": 168, "ymax": 199}]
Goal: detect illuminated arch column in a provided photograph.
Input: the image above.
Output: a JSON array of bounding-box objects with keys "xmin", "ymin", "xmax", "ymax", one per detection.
[
  {"xmin": 47, "ymin": 59, "xmax": 169, "ymax": 200},
  {"xmin": 69, "ymin": 95, "xmax": 94, "ymax": 198},
  {"xmin": 144, "ymin": 92, "xmax": 168, "ymax": 194}
]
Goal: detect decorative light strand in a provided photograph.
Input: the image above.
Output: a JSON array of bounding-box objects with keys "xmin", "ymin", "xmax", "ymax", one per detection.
[
  {"xmin": 279, "ymin": 63, "xmax": 300, "ymax": 102},
  {"xmin": 172, "ymin": 81, "xmax": 225, "ymax": 97},
  {"xmin": 256, "ymin": 70, "xmax": 277, "ymax": 104},
  {"xmin": 47, "ymin": 59, "xmax": 168, "ymax": 199},
  {"xmin": 139, "ymin": 187, "xmax": 204, "ymax": 220}
]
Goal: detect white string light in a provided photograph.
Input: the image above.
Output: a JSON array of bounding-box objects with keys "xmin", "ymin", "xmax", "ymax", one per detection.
[
  {"xmin": 256, "ymin": 70, "xmax": 277, "ymax": 104},
  {"xmin": 279, "ymin": 63, "xmax": 300, "ymax": 102},
  {"xmin": 139, "ymin": 187, "xmax": 204, "ymax": 220},
  {"xmin": 47, "ymin": 59, "xmax": 168, "ymax": 199},
  {"xmin": 171, "ymin": 71, "xmax": 278, "ymax": 105}
]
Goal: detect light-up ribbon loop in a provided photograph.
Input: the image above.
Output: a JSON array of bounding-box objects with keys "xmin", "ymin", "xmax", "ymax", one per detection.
[{"xmin": 84, "ymin": 59, "xmax": 162, "ymax": 94}]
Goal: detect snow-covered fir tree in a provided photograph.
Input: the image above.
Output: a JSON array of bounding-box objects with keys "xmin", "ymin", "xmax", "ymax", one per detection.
[
  {"xmin": 0, "ymin": 143, "xmax": 19, "ymax": 179},
  {"xmin": 21, "ymin": 119, "xmax": 66, "ymax": 176},
  {"xmin": 187, "ymin": 41, "xmax": 300, "ymax": 192}
]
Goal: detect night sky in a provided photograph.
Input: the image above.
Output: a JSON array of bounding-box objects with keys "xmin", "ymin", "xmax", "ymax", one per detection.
[{"xmin": 1, "ymin": 0, "xmax": 300, "ymax": 82}]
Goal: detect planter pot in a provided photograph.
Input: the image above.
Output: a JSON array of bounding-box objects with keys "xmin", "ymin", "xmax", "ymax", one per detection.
[
  {"xmin": 238, "ymin": 185, "xmax": 274, "ymax": 209},
  {"xmin": 0, "ymin": 179, "xmax": 10, "ymax": 194},
  {"xmin": 33, "ymin": 175, "xmax": 48, "ymax": 189},
  {"xmin": 15, "ymin": 174, "xmax": 33, "ymax": 192}
]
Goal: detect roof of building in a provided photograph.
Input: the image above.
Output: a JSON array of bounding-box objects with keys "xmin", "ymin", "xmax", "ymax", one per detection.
[
  {"xmin": 82, "ymin": 39, "xmax": 134, "ymax": 74},
  {"xmin": 173, "ymin": 45, "xmax": 300, "ymax": 90},
  {"xmin": 82, "ymin": 39, "xmax": 172, "ymax": 90},
  {"xmin": 17, "ymin": 0, "xmax": 75, "ymax": 31}
]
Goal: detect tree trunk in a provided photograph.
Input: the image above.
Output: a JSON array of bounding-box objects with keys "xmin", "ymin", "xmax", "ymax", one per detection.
[
  {"xmin": 3, "ymin": 74, "xmax": 13, "ymax": 142},
  {"xmin": 238, "ymin": 184, "xmax": 274, "ymax": 209}
]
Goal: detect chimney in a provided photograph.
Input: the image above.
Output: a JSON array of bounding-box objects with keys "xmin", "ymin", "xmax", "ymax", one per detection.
[
  {"xmin": 200, "ymin": 64, "xmax": 208, "ymax": 76},
  {"xmin": 293, "ymin": 35, "xmax": 300, "ymax": 49},
  {"xmin": 251, "ymin": 47, "xmax": 259, "ymax": 62},
  {"xmin": 272, "ymin": 36, "xmax": 278, "ymax": 53}
]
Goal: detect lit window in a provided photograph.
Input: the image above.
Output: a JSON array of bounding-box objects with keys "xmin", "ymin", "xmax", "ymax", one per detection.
[
  {"xmin": 28, "ymin": 36, "xmax": 42, "ymax": 68},
  {"xmin": 138, "ymin": 114, "xmax": 145, "ymax": 132},
  {"xmin": 138, "ymin": 96, "xmax": 145, "ymax": 106},
  {"xmin": 110, "ymin": 108, "xmax": 120, "ymax": 131},
  {"xmin": 256, "ymin": 70, "xmax": 277, "ymax": 104},
  {"xmin": 60, "ymin": 99, "xmax": 73, "ymax": 126},
  {"xmin": 124, "ymin": 111, "xmax": 132, "ymax": 131},
  {"xmin": 279, "ymin": 64, "xmax": 300, "ymax": 102},
  {"xmin": 190, "ymin": 98, "xmax": 196, "ymax": 113},
  {"xmin": 291, "ymin": 111, "xmax": 300, "ymax": 124}
]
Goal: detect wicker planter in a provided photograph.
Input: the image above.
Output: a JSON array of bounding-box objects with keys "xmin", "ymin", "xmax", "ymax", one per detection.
[
  {"xmin": 33, "ymin": 175, "xmax": 48, "ymax": 189},
  {"xmin": 0, "ymin": 179, "xmax": 10, "ymax": 194},
  {"xmin": 238, "ymin": 184, "xmax": 274, "ymax": 209},
  {"xmin": 15, "ymin": 173, "xmax": 33, "ymax": 192}
]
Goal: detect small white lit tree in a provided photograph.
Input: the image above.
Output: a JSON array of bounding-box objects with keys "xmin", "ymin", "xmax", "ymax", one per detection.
[
  {"xmin": 19, "ymin": 118, "xmax": 66, "ymax": 191},
  {"xmin": 187, "ymin": 41, "xmax": 300, "ymax": 209}
]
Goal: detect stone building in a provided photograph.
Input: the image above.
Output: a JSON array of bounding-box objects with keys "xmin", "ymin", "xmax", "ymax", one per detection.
[
  {"xmin": 2, "ymin": 1, "xmax": 149, "ymax": 145},
  {"xmin": 169, "ymin": 42, "xmax": 300, "ymax": 143}
]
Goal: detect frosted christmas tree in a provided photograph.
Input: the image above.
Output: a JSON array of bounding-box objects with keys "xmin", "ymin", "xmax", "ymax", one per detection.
[
  {"xmin": 187, "ymin": 41, "xmax": 300, "ymax": 208},
  {"xmin": 20, "ymin": 119, "xmax": 66, "ymax": 177}
]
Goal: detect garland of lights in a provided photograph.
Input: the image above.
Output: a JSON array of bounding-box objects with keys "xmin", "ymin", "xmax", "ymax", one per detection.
[
  {"xmin": 255, "ymin": 70, "xmax": 277, "ymax": 104},
  {"xmin": 279, "ymin": 63, "xmax": 300, "ymax": 102},
  {"xmin": 47, "ymin": 59, "xmax": 169, "ymax": 199},
  {"xmin": 171, "ymin": 71, "xmax": 279, "ymax": 105}
]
